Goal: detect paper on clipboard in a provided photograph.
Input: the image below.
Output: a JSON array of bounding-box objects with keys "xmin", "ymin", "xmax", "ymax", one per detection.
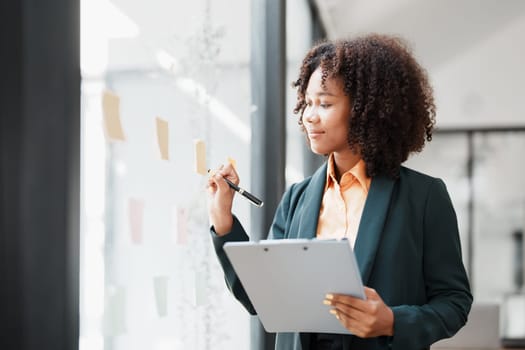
[{"xmin": 223, "ymin": 239, "xmax": 364, "ymax": 334}]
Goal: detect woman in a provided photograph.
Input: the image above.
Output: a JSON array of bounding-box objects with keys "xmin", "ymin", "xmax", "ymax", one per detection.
[{"xmin": 207, "ymin": 34, "xmax": 472, "ymax": 350}]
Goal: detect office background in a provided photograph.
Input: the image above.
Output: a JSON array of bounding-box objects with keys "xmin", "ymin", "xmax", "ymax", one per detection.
[{"xmin": 1, "ymin": 0, "xmax": 524, "ymax": 349}]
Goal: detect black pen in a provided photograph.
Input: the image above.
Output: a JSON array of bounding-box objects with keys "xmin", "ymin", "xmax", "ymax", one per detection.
[
  {"xmin": 209, "ymin": 169, "xmax": 264, "ymax": 207},
  {"xmin": 223, "ymin": 177, "xmax": 264, "ymax": 207}
]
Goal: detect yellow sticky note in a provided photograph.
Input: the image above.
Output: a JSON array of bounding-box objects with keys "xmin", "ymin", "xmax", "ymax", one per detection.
[
  {"xmin": 102, "ymin": 90, "xmax": 126, "ymax": 141},
  {"xmin": 156, "ymin": 117, "xmax": 169, "ymax": 160},
  {"xmin": 128, "ymin": 198, "xmax": 144, "ymax": 244},
  {"xmin": 227, "ymin": 157, "xmax": 237, "ymax": 169},
  {"xmin": 194, "ymin": 139, "xmax": 207, "ymax": 175}
]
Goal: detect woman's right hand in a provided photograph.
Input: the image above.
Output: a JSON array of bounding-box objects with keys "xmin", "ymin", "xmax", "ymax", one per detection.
[{"xmin": 207, "ymin": 163, "xmax": 239, "ymax": 236}]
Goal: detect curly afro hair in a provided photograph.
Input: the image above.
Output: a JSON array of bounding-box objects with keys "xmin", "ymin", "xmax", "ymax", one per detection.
[{"xmin": 292, "ymin": 34, "xmax": 436, "ymax": 178}]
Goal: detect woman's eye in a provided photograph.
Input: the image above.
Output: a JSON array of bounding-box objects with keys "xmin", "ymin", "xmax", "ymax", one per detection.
[{"xmin": 320, "ymin": 103, "xmax": 331, "ymax": 108}]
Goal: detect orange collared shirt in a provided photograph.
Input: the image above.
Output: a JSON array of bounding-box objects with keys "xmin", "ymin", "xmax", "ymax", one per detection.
[{"xmin": 316, "ymin": 154, "xmax": 371, "ymax": 248}]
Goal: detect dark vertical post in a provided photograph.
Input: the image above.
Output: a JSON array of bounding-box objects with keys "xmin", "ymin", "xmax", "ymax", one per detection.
[
  {"xmin": 251, "ymin": 0, "xmax": 286, "ymax": 349},
  {"xmin": 309, "ymin": 0, "xmax": 327, "ymax": 44},
  {"xmin": 466, "ymin": 131, "xmax": 474, "ymax": 288},
  {"xmin": 303, "ymin": 0, "xmax": 326, "ymax": 176},
  {"xmin": 0, "ymin": 1, "xmax": 24, "ymax": 348},
  {"xmin": 512, "ymin": 230, "xmax": 524, "ymax": 292},
  {"xmin": 0, "ymin": 0, "xmax": 80, "ymax": 349}
]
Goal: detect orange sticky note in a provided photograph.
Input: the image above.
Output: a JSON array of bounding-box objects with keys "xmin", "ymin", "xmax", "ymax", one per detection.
[
  {"xmin": 227, "ymin": 157, "xmax": 237, "ymax": 169},
  {"xmin": 156, "ymin": 117, "xmax": 169, "ymax": 160},
  {"xmin": 194, "ymin": 139, "xmax": 207, "ymax": 175},
  {"xmin": 102, "ymin": 90, "xmax": 126, "ymax": 141},
  {"xmin": 128, "ymin": 198, "xmax": 144, "ymax": 244}
]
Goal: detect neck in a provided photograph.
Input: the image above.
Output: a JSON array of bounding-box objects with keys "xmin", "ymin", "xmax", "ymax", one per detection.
[{"xmin": 332, "ymin": 151, "xmax": 361, "ymax": 182}]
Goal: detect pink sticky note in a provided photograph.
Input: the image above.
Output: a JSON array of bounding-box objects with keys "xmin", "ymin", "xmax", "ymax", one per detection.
[{"xmin": 128, "ymin": 198, "xmax": 145, "ymax": 244}]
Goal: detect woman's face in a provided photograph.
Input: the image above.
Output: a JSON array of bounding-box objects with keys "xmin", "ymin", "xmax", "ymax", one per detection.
[{"xmin": 302, "ymin": 67, "xmax": 352, "ymax": 156}]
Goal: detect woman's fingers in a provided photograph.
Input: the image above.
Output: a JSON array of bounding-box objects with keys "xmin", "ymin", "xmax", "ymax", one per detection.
[
  {"xmin": 329, "ymin": 308, "xmax": 367, "ymax": 337},
  {"xmin": 207, "ymin": 171, "xmax": 218, "ymax": 193},
  {"xmin": 324, "ymin": 288, "xmax": 394, "ymax": 338},
  {"xmin": 329, "ymin": 300, "xmax": 368, "ymax": 321},
  {"xmin": 207, "ymin": 161, "xmax": 241, "ymax": 210},
  {"xmin": 208, "ymin": 163, "xmax": 241, "ymax": 199},
  {"xmin": 325, "ymin": 293, "xmax": 367, "ymax": 312},
  {"xmin": 207, "ymin": 164, "xmax": 235, "ymax": 235},
  {"xmin": 213, "ymin": 171, "xmax": 231, "ymax": 193},
  {"xmin": 217, "ymin": 162, "xmax": 240, "ymax": 186},
  {"xmin": 208, "ymin": 165, "xmax": 231, "ymax": 192}
]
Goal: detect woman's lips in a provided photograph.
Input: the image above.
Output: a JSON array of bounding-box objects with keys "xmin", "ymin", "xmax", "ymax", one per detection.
[{"xmin": 307, "ymin": 130, "xmax": 324, "ymax": 139}]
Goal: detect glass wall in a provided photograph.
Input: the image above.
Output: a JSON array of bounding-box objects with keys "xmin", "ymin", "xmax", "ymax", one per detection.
[
  {"xmin": 81, "ymin": 1, "xmax": 251, "ymax": 349},
  {"xmin": 286, "ymin": 0, "xmax": 314, "ymax": 184},
  {"xmin": 472, "ymin": 133, "xmax": 525, "ymax": 300}
]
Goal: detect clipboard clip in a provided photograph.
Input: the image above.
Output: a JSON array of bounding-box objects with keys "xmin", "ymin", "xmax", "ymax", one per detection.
[{"xmin": 263, "ymin": 246, "xmax": 310, "ymax": 251}]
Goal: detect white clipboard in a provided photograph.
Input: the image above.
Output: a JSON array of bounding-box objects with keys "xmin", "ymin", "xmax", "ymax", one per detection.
[{"xmin": 223, "ymin": 239, "xmax": 365, "ymax": 334}]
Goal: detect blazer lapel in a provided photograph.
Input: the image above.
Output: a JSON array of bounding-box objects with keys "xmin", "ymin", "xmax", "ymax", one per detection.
[
  {"xmin": 292, "ymin": 163, "xmax": 327, "ymax": 239},
  {"xmin": 353, "ymin": 174, "xmax": 396, "ymax": 285}
]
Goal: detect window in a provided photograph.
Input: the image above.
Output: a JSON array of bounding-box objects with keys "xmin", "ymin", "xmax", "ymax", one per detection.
[{"xmin": 81, "ymin": 1, "xmax": 251, "ymax": 349}]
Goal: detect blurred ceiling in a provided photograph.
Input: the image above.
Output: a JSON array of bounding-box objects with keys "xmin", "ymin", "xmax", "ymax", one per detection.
[{"xmin": 313, "ymin": 0, "xmax": 525, "ymax": 69}]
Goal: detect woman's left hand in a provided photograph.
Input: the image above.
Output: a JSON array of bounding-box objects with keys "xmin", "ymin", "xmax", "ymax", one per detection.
[{"xmin": 324, "ymin": 287, "xmax": 394, "ymax": 338}]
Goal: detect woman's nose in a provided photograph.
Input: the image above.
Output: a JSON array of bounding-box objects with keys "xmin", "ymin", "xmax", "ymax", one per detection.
[{"xmin": 303, "ymin": 106, "xmax": 318, "ymax": 124}]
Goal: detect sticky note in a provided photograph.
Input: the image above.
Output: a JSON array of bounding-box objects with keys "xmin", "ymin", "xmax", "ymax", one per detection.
[
  {"xmin": 156, "ymin": 117, "xmax": 169, "ymax": 160},
  {"xmin": 227, "ymin": 157, "xmax": 237, "ymax": 169},
  {"xmin": 194, "ymin": 139, "xmax": 207, "ymax": 175},
  {"xmin": 172, "ymin": 207, "xmax": 188, "ymax": 245},
  {"xmin": 103, "ymin": 286, "xmax": 126, "ymax": 336},
  {"xmin": 128, "ymin": 198, "xmax": 144, "ymax": 244},
  {"xmin": 102, "ymin": 90, "xmax": 126, "ymax": 141},
  {"xmin": 153, "ymin": 276, "xmax": 168, "ymax": 317},
  {"xmin": 195, "ymin": 271, "xmax": 208, "ymax": 306}
]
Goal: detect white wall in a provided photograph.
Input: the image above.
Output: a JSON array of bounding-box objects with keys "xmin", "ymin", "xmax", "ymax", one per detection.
[{"xmin": 316, "ymin": 0, "xmax": 525, "ymax": 128}]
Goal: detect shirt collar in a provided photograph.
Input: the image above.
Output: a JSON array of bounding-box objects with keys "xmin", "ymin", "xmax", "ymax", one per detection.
[{"xmin": 325, "ymin": 153, "xmax": 371, "ymax": 192}]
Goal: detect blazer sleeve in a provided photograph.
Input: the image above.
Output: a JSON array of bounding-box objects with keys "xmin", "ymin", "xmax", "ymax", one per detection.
[
  {"xmin": 210, "ymin": 184, "xmax": 296, "ymax": 315},
  {"xmin": 211, "ymin": 215, "xmax": 256, "ymax": 315},
  {"xmin": 390, "ymin": 178, "xmax": 473, "ymax": 349}
]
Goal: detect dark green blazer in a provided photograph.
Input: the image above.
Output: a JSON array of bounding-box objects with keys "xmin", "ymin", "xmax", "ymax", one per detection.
[{"xmin": 212, "ymin": 164, "xmax": 472, "ymax": 350}]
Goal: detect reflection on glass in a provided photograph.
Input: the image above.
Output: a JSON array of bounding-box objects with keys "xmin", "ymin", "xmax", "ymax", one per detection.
[{"xmin": 81, "ymin": 0, "xmax": 251, "ymax": 349}]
